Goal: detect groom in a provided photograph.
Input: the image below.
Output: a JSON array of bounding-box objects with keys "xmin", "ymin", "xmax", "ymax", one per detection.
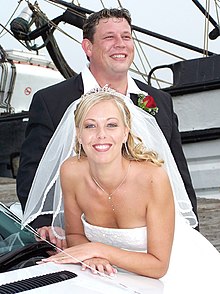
[{"xmin": 17, "ymin": 8, "xmax": 198, "ymax": 232}]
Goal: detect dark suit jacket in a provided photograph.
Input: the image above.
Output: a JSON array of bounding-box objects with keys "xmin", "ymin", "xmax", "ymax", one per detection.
[{"xmin": 16, "ymin": 74, "xmax": 197, "ymax": 228}]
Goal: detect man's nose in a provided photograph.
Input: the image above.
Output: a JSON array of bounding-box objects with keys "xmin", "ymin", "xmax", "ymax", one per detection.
[{"xmin": 114, "ymin": 36, "xmax": 125, "ymax": 47}]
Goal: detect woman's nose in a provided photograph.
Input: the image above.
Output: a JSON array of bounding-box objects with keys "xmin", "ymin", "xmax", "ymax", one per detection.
[{"xmin": 97, "ymin": 127, "xmax": 106, "ymax": 139}]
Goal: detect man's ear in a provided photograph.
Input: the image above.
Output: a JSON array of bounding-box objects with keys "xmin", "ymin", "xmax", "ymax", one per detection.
[{"xmin": 82, "ymin": 39, "xmax": 92, "ymax": 58}]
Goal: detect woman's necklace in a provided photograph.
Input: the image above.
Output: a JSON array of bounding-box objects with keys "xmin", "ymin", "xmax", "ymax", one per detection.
[{"xmin": 91, "ymin": 161, "xmax": 131, "ymax": 212}]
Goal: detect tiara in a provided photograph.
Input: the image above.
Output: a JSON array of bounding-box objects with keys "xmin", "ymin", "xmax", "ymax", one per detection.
[{"xmin": 81, "ymin": 85, "xmax": 126, "ymax": 100}]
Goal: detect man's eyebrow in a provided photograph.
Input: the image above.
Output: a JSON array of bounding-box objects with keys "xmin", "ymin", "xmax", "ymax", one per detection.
[{"xmin": 103, "ymin": 30, "xmax": 131, "ymax": 35}]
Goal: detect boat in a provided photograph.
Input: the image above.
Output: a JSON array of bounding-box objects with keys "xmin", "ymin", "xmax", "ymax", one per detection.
[
  {"xmin": 160, "ymin": 55, "xmax": 220, "ymax": 200},
  {"xmin": 0, "ymin": 0, "xmax": 220, "ymax": 199},
  {"xmin": 1, "ymin": 0, "xmax": 219, "ymax": 199},
  {"xmin": 0, "ymin": 1, "xmax": 220, "ymax": 292},
  {"xmin": 0, "ymin": 48, "xmax": 64, "ymax": 178}
]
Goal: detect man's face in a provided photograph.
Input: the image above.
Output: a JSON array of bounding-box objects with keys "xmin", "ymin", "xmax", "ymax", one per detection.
[{"xmin": 83, "ymin": 17, "xmax": 134, "ymax": 79}]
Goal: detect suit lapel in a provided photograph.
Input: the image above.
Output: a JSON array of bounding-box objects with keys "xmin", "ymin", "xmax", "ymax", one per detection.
[{"xmin": 130, "ymin": 93, "xmax": 138, "ymax": 106}]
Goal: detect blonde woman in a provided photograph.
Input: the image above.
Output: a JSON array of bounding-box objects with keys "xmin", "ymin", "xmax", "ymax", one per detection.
[{"xmin": 24, "ymin": 88, "xmax": 220, "ymax": 282}]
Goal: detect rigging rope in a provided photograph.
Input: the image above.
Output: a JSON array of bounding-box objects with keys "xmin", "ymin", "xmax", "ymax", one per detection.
[
  {"xmin": 31, "ymin": 3, "xmax": 82, "ymax": 45},
  {"xmin": 203, "ymin": 0, "xmax": 211, "ymax": 56},
  {"xmin": 0, "ymin": 0, "xmax": 23, "ymax": 38},
  {"xmin": 3, "ymin": 0, "xmax": 219, "ymax": 86},
  {"xmin": 214, "ymin": 0, "xmax": 220, "ymax": 23}
]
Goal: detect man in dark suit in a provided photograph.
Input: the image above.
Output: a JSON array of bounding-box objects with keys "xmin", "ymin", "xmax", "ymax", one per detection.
[{"xmin": 17, "ymin": 8, "xmax": 198, "ymax": 244}]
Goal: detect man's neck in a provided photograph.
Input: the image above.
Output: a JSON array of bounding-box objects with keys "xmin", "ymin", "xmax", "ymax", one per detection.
[
  {"xmin": 82, "ymin": 65, "xmax": 143, "ymax": 97},
  {"xmin": 100, "ymin": 79, "xmax": 128, "ymax": 95},
  {"xmin": 89, "ymin": 67, "xmax": 128, "ymax": 95}
]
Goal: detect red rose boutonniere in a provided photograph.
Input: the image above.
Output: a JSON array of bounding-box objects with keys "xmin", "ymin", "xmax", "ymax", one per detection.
[{"xmin": 138, "ymin": 93, "xmax": 158, "ymax": 115}]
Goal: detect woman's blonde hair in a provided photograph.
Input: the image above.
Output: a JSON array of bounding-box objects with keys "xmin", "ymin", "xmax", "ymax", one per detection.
[{"xmin": 75, "ymin": 90, "xmax": 163, "ymax": 166}]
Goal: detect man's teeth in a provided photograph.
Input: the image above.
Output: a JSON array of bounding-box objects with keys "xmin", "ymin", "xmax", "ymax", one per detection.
[{"xmin": 112, "ymin": 54, "xmax": 125, "ymax": 58}]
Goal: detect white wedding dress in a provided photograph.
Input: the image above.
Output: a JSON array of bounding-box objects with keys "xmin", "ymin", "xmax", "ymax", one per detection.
[
  {"xmin": 81, "ymin": 213, "xmax": 220, "ymax": 293},
  {"xmin": 21, "ymin": 88, "xmax": 220, "ymax": 293}
]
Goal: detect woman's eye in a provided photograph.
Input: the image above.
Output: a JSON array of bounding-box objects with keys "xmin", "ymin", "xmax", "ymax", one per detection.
[
  {"xmin": 107, "ymin": 123, "xmax": 118, "ymax": 128},
  {"xmin": 85, "ymin": 124, "xmax": 95, "ymax": 129}
]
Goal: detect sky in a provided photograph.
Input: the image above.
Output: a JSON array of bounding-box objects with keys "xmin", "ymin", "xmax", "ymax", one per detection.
[{"xmin": 1, "ymin": 0, "xmax": 220, "ymax": 87}]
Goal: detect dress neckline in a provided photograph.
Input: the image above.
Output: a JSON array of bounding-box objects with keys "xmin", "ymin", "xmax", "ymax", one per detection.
[{"xmin": 81, "ymin": 214, "xmax": 146, "ymax": 231}]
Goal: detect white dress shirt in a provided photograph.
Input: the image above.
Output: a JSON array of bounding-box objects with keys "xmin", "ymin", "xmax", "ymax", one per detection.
[{"xmin": 81, "ymin": 64, "xmax": 147, "ymax": 97}]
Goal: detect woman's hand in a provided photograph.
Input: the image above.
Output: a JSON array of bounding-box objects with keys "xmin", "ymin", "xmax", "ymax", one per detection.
[
  {"xmin": 39, "ymin": 242, "xmax": 116, "ymax": 276},
  {"xmin": 40, "ymin": 242, "xmax": 103, "ymax": 262},
  {"xmin": 82, "ymin": 257, "xmax": 117, "ymax": 276}
]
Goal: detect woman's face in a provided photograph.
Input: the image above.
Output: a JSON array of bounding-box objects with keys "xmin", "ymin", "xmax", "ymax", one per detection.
[{"xmin": 78, "ymin": 100, "xmax": 128, "ymax": 164}]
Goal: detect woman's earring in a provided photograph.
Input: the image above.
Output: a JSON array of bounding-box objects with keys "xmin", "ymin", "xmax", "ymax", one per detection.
[
  {"xmin": 124, "ymin": 142, "xmax": 130, "ymax": 155},
  {"xmin": 78, "ymin": 144, "xmax": 81, "ymax": 159}
]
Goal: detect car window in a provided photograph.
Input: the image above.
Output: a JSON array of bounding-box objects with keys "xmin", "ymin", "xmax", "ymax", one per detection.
[{"xmin": 0, "ymin": 203, "xmax": 36, "ymax": 255}]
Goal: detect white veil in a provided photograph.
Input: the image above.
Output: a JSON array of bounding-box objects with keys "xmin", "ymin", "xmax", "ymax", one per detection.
[{"xmin": 22, "ymin": 88, "xmax": 198, "ymax": 239}]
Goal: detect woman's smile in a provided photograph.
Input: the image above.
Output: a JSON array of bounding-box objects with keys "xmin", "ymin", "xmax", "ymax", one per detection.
[
  {"xmin": 93, "ymin": 144, "xmax": 112, "ymax": 152},
  {"xmin": 79, "ymin": 100, "xmax": 128, "ymax": 161}
]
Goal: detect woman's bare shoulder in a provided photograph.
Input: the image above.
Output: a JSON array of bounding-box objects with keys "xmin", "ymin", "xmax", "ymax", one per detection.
[
  {"xmin": 62, "ymin": 155, "xmax": 79, "ymax": 166},
  {"xmin": 140, "ymin": 162, "xmax": 173, "ymax": 202},
  {"xmin": 135, "ymin": 160, "xmax": 165, "ymax": 174},
  {"xmin": 61, "ymin": 156, "xmax": 87, "ymax": 178},
  {"xmin": 134, "ymin": 161, "xmax": 170, "ymax": 187}
]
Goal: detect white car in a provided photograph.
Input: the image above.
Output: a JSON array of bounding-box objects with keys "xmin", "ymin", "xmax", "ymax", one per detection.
[
  {"xmin": 0, "ymin": 203, "xmax": 162, "ymax": 293},
  {"xmin": 0, "ymin": 202, "xmax": 219, "ymax": 294}
]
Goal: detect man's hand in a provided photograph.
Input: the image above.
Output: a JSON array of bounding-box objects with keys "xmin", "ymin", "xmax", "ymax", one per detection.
[{"xmin": 37, "ymin": 226, "xmax": 67, "ymax": 250}]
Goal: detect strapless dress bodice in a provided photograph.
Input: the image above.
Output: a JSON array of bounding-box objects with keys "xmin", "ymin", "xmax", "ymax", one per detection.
[{"xmin": 81, "ymin": 214, "xmax": 147, "ymax": 251}]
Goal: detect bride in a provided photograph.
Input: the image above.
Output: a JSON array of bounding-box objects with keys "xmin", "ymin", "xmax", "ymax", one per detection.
[{"xmin": 22, "ymin": 87, "xmax": 220, "ymax": 282}]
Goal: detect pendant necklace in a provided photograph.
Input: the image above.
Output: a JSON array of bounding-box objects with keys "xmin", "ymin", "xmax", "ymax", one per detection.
[{"xmin": 91, "ymin": 161, "xmax": 131, "ymax": 212}]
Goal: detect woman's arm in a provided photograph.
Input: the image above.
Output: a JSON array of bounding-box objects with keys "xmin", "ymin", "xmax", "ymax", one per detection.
[
  {"xmin": 60, "ymin": 160, "xmax": 89, "ymax": 246},
  {"xmin": 109, "ymin": 167, "xmax": 175, "ymax": 278},
  {"xmin": 43, "ymin": 166, "xmax": 175, "ymax": 278},
  {"xmin": 53, "ymin": 159, "xmax": 117, "ymax": 275}
]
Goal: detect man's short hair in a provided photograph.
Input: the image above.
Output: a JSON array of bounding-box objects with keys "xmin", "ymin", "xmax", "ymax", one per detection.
[{"xmin": 83, "ymin": 8, "xmax": 132, "ymax": 42}]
